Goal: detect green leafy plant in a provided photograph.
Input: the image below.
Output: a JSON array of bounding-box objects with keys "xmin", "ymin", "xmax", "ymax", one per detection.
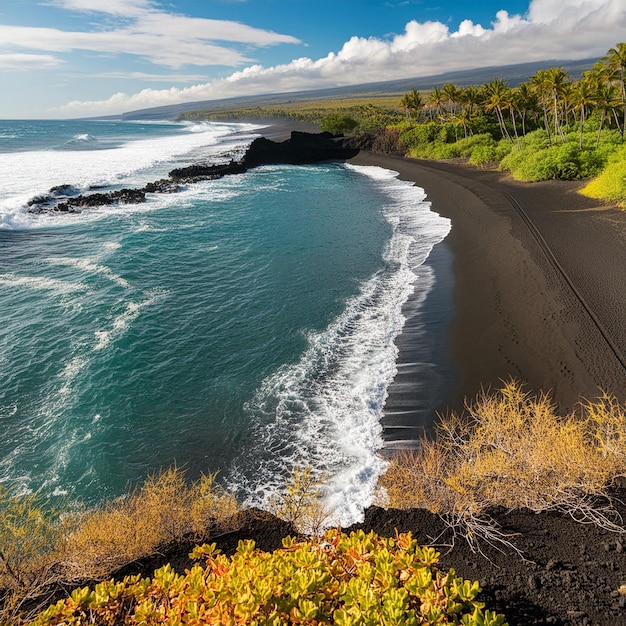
[
  {"xmin": 31, "ymin": 529, "xmax": 507, "ymax": 625},
  {"xmin": 320, "ymin": 113, "xmax": 359, "ymax": 135},
  {"xmin": 581, "ymin": 143, "xmax": 626, "ymax": 207}
]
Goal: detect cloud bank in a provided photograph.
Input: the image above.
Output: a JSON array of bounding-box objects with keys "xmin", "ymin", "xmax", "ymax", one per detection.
[
  {"xmin": 39, "ymin": 0, "xmax": 626, "ymax": 116},
  {"xmin": 2, "ymin": 1, "xmax": 300, "ymax": 70}
]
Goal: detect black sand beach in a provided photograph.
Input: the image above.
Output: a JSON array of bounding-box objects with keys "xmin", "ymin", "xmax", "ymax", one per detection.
[{"xmin": 350, "ymin": 152, "xmax": 626, "ymax": 416}]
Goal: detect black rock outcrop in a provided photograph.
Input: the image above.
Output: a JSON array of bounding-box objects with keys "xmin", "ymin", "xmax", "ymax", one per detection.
[
  {"xmin": 242, "ymin": 131, "xmax": 360, "ymax": 167},
  {"xmin": 27, "ymin": 132, "xmax": 362, "ymax": 214}
]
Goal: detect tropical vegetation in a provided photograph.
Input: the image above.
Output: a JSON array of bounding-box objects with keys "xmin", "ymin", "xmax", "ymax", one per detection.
[
  {"xmin": 181, "ymin": 42, "xmax": 626, "ymax": 207},
  {"xmin": 390, "ymin": 42, "xmax": 626, "ymax": 203}
]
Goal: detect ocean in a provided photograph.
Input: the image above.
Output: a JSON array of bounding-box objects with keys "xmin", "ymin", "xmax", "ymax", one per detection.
[{"xmin": 0, "ymin": 119, "xmax": 450, "ymax": 526}]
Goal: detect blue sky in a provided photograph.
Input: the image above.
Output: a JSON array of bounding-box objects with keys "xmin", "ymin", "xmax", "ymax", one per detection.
[{"xmin": 0, "ymin": 0, "xmax": 624, "ymax": 119}]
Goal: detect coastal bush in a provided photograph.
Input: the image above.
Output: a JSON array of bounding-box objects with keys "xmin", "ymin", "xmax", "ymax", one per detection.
[
  {"xmin": 499, "ymin": 128, "xmax": 622, "ymax": 181},
  {"xmin": 368, "ymin": 127, "xmax": 405, "ymax": 154},
  {"xmin": 0, "ymin": 489, "xmax": 70, "ymax": 625},
  {"xmin": 398, "ymin": 121, "xmax": 441, "ymax": 148},
  {"xmin": 31, "ymin": 529, "xmax": 507, "ymax": 626},
  {"xmin": 0, "ymin": 468, "xmax": 240, "ymax": 625},
  {"xmin": 379, "ymin": 381, "xmax": 626, "ymax": 551},
  {"xmin": 581, "ymin": 144, "xmax": 626, "ymax": 207},
  {"xmin": 404, "ymin": 133, "xmax": 512, "ymax": 165},
  {"xmin": 59, "ymin": 467, "xmax": 240, "ymax": 581},
  {"xmin": 268, "ymin": 465, "xmax": 331, "ymax": 537},
  {"xmin": 320, "ymin": 114, "xmax": 358, "ymax": 135}
]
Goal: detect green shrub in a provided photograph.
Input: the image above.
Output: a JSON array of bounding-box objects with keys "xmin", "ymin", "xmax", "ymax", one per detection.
[
  {"xmin": 405, "ymin": 133, "xmax": 506, "ymax": 162},
  {"xmin": 468, "ymin": 144, "xmax": 498, "ymax": 165},
  {"xmin": 581, "ymin": 144, "xmax": 626, "ymax": 207},
  {"xmin": 399, "ymin": 122, "xmax": 441, "ymax": 148},
  {"xmin": 498, "ymin": 128, "xmax": 624, "ymax": 182},
  {"xmin": 320, "ymin": 114, "xmax": 359, "ymax": 135},
  {"xmin": 32, "ymin": 529, "xmax": 507, "ymax": 626}
]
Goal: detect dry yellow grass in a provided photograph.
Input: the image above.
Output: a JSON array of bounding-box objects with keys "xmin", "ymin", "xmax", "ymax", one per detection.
[
  {"xmin": 268, "ymin": 465, "xmax": 331, "ymax": 537},
  {"xmin": 0, "ymin": 468, "xmax": 240, "ymax": 625},
  {"xmin": 58, "ymin": 467, "xmax": 240, "ymax": 580},
  {"xmin": 379, "ymin": 381, "xmax": 626, "ymax": 550}
]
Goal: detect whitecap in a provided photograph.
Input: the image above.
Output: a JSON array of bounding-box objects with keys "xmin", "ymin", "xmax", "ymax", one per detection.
[
  {"xmin": 46, "ymin": 257, "xmax": 130, "ymax": 289},
  {"xmin": 93, "ymin": 288, "xmax": 168, "ymax": 351},
  {"xmin": 230, "ymin": 164, "xmax": 451, "ymax": 527},
  {"xmin": 0, "ymin": 273, "xmax": 90, "ymax": 294},
  {"xmin": 0, "ymin": 121, "xmax": 260, "ymax": 231}
]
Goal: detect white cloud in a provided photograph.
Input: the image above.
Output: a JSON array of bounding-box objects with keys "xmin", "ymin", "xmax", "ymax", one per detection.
[
  {"xmin": 0, "ymin": 5, "xmax": 300, "ymax": 69},
  {"xmin": 133, "ymin": 13, "xmax": 299, "ymax": 46},
  {"xmin": 54, "ymin": 0, "xmax": 626, "ymax": 117},
  {"xmin": 46, "ymin": 0, "xmax": 155, "ymax": 17},
  {"xmin": 98, "ymin": 71, "xmax": 209, "ymax": 83},
  {"xmin": 0, "ymin": 24, "xmax": 254, "ymax": 67},
  {"xmin": 0, "ymin": 53, "xmax": 63, "ymax": 70}
]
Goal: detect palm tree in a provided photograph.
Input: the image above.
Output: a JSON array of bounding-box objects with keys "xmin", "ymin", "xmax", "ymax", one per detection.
[
  {"xmin": 459, "ymin": 85, "xmax": 482, "ymax": 114},
  {"xmin": 482, "ymin": 78, "xmax": 513, "ymax": 141},
  {"xmin": 544, "ymin": 67, "xmax": 569, "ymax": 141},
  {"xmin": 530, "ymin": 69, "xmax": 553, "ymax": 142},
  {"xmin": 503, "ymin": 88, "xmax": 521, "ymax": 147},
  {"xmin": 512, "ymin": 82, "xmax": 537, "ymax": 136},
  {"xmin": 593, "ymin": 83, "xmax": 621, "ymax": 146},
  {"xmin": 603, "ymin": 42, "xmax": 626, "ymax": 137},
  {"xmin": 569, "ymin": 78, "xmax": 596, "ymax": 148},
  {"xmin": 441, "ymin": 83, "xmax": 460, "ymax": 114},
  {"xmin": 400, "ymin": 89, "xmax": 423, "ymax": 121},
  {"xmin": 427, "ymin": 87, "xmax": 446, "ymax": 121}
]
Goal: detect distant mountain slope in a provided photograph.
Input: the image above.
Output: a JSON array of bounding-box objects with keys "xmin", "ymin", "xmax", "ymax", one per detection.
[{"xmin": 120, "ymin": 58, "xmax": 598, "ymax": 121}]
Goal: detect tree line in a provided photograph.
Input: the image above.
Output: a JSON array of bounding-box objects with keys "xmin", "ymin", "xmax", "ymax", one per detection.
[{"xmin": 399, "ymin": 43, "xmax": 626, "ymax": 149}]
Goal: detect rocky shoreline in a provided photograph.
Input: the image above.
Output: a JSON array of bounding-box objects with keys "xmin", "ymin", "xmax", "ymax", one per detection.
[{"xmin": 27, "ymin": 131, "xmax": 362, "ymax": 214}]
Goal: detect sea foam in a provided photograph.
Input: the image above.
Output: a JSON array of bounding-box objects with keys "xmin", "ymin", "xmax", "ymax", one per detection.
[
  {"xmin": 230, "ymin": 165, "xmax": 451, "ymax": 526},
  {"xmin": 0, "ymin": 122, "xmax": 261, "ymax": 230}
]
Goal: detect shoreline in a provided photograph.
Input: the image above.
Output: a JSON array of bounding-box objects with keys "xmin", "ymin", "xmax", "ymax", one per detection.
[{"xmin": 349, "ymin": 152, "xmax": 626, "ymax": 417}]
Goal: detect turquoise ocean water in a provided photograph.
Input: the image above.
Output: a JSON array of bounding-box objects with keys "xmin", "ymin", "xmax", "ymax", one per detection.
[{"xmin": 0, "ymin": 119, "xmax": 450, "ymax": 525}]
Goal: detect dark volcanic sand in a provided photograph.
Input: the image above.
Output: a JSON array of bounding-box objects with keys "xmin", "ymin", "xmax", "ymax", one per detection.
[{"xmin": 350, "ymin": 154, "xmax": 626, "ymax": 415}]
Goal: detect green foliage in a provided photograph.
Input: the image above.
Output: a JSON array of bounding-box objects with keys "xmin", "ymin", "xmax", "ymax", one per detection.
[
  {"xmin": 398, "ymin": 121, "xmax": 442, "ymax": 147},
  {"xmin": 581, "ymin": 144, "xmax": 626, "ymax": 207},
  {"xmin": 320, "ymin": 113, "xmax": 359, "ymax": 134},
  {"xmin": 400, "ymin": 130, "xmax": 512, "ymax": 165},
  {"xmin": 31, "ymin": 529, "xmax": 507, "ymax": 625},
  {"xmin": 468, "ymin": 140, "xmax": 512, "ymax": 165},
  {"xmin": 499, "ymin": 129, "xmax": 620, "ymax": 181}
]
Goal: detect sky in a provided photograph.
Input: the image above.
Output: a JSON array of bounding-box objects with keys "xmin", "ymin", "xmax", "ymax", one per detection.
[{"xmin": 0, "ymin": 0, "xmax": 624, "ymax": 119}]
